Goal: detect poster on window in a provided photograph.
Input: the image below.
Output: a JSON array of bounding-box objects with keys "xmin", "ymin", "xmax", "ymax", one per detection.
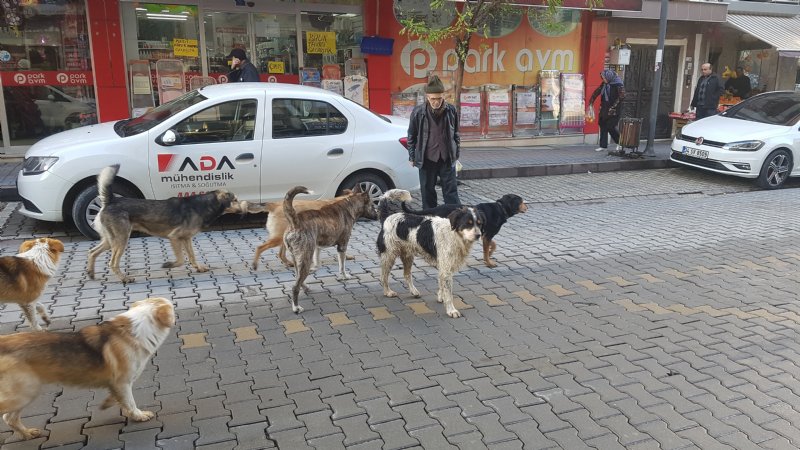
[
  {"xmin": 487, "ymin": 90, "xmax": 510, "ymax": 127},
  {"xmin": 459, "ymin": 92, "xmax": 481, "ymax": 128},
  {"xmin": 300, "ymin": 67, "xmax": 321, "ymax": 88},
  {"xmin": 344, "ymin": 75, "xmax": 369, "ymax": 107},
  {"xmin": 559, "ymin": 73, "xmax": 585, "ymax": 129},
  {"xmin": 322, "ymin": 79, "xmax": 343, "ymax": 96}
]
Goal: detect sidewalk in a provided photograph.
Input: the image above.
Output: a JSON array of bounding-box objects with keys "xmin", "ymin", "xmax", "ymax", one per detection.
[{"xmin": 0, "ymin": 141, "xmax": 674, "ymax": 200}]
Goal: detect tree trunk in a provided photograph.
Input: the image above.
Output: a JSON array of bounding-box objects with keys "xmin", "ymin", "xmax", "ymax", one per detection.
[{"xmin": 453, "ymin": 34, "xmax": 471, "ymax": 113}]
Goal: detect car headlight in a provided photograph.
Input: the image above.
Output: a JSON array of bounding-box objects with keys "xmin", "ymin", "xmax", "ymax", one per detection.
[
  {"xmin": 722, "ymin": 140, "xmax": 764, "ymax": 152},
  {"xmin": 21, "ymin": 156, "xmax": 59, "ymax": 175}
]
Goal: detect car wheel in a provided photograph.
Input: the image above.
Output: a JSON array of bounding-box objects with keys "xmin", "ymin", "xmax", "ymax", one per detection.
[
  {"xmin": 71, "ymin": 183, "xmax": 137, "ymax": 240},
  {"xmin": 757, "ymin": 149, "xmax": 792, "ymax": 190},
  {"xmin": 338, "ymin": 172, "xmax": 389, "ymax": 207}
]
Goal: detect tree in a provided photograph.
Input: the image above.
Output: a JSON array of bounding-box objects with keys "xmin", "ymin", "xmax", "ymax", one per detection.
[{"xmin": 399, "ymin": 0, "xmax": 601, "ymax": 109}]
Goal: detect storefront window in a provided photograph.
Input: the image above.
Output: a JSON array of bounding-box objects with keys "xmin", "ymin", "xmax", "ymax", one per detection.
[
  {"xmin": 254, "ymin": 14, "xmax": 298, "ymax": 79},
  {"xmin": 300, "ymin": 12, "xmax": 362, "ymax": 74},
  {"xmin": 205, "ymin": 12, "xmax": 251, "ymax": 79},
  {"xmin": 121, "ymin": 3, "xmax": 200, "ymax": 107},
  {"xmin": 0, "ymin": 0, "xmax": 95, "ymax": 146}
]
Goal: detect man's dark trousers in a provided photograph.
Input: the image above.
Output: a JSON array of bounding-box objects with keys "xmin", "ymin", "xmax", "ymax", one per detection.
[
  {"xmin": 695, "ymin": 107, "xmax": 717, "ymax": 121},
  {"xmin": 419, "ymin": 159, "xmax": 460, "ymax": 209}
]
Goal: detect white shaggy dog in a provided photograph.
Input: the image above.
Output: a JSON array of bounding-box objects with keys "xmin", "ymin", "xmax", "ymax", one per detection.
[{"xmin": 377, "ymin": 207, "xmax": 483, "ymax": 318}]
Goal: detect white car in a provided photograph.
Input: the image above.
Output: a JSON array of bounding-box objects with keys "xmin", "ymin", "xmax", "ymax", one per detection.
[
  {"xmin": 671, "ymin": 91, "xmax": 800, "ymax": 189},
  {"xmin": 18, "ymin": 83, "xmax": 418, "ymax": 238}
]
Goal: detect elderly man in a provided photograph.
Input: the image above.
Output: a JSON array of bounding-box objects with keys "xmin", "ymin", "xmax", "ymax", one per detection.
[{"xmin": 406, "ymin": 75, "xmax": 461, "ymax": 209}]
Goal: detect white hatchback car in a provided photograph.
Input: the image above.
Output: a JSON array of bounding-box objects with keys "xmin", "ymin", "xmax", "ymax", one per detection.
[
  {"xmin": 671, "ymin": 91, "xmax": 800, "ymax": 189},
  {"xmin": 18, "ymin": 83, "xmax": 418, "ymax": 238}
]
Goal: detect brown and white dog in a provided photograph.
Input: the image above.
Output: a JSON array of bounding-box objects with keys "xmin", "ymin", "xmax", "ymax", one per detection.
[
  {"xmin": 377, "ymin": 207, "xmax": 483, "ymax": 318},
  {"xmin": 283, "ymin": 185, "xmax": 377, "ymax": 313},
  {"xmin": 0, "ymin": 238, "xmax": 64, "ymax": 331},
  {"xmin": 0, "ymin": 297, "xmax": 175, "ymax": 440},
  {"xmin": 87, "ymin": 164, "xmax": 240, "ymax": 283},
  {"xmin": 250, "ymin": 189, "xmax": 412, "ymax": 269}
]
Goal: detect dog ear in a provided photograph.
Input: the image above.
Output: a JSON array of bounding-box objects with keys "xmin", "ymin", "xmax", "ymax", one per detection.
[
  {"xmin": 448, "ymin": 207, "xmax": 466, "ymax": 230},
  {"xmin": 352, "ymin": 184, "xmax": 364, "ymax": 194},
  {"xmin": 47, "ymin": 238, "xmax": 65, "ymax": 254},
  {"xmin": 18, "ymin": 239, "xmax": 35, "ymax": 253},
  {"xmin": 153, "ymin": 299, "xmax": 176, "ymax": 328}
]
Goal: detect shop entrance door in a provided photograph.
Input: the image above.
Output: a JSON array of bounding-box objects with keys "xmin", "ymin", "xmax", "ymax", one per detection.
[{"xmin": 621, "ymin": 45, "xmax": 680, "ymax": 139}]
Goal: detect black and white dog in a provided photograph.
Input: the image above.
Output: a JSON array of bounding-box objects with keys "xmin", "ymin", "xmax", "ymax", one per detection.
[
  {"xmin": 401, "ymin": 194, "xmax": 527, "ymax": 268},
  {"xmin": 377, "ymin": 206, "xmax": 483, "ymax": 318}
]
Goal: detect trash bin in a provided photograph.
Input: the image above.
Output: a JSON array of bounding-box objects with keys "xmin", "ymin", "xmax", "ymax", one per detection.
[{"xmin": 618, "ymin": 117, "xmax": 643, "ymax": 155}]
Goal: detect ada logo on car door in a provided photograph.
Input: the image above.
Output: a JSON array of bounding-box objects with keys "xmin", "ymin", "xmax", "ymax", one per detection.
[{"xmin": 158, "ymin": 154, "xmax": 236, "ymax": 193}]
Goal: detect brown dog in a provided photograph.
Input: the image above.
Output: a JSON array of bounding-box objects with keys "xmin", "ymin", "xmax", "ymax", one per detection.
[
  {"xmin": 87, "ymin": 165, "xmax": 240, "ymax": 283},
  {"xmin": 283, "ymin": 185, "xmax": 376, "ymax": 313},
  {"xmin": 0, "ymin": 238, "xmax": 64, "ymax": 330},
  {"xmin": 0, "ymin": 297, "xmax": 175, "ymax": 440}
]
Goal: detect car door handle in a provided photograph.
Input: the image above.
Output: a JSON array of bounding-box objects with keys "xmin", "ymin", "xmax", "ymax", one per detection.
[
  {"xmin": 235, "ymin": 153, "xmax": 254, "ymax": 163},
  {"xmin": 327, "ymin": 148, "xmax": 344, "ymax": 156}
]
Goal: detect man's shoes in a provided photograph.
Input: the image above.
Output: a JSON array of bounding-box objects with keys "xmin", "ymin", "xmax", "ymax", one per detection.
[{"xmin": 594, "ymin": 147, "xmax": 606, "ymax": 152}]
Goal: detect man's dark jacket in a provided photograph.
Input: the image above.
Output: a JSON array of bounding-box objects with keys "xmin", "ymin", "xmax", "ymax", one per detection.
[
  {"xmin": 407, "ymin": 103, "xmax": 460, "ymax": 167},
  {"xmin": 691, "ymin": 73, "xmax": 724, "ymax": 110},
  {"xmin": 229, "ymin": 60, "xmax": 259, "ymax": 83}
]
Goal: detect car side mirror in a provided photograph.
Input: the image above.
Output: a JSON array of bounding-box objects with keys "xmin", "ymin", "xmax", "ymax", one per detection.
[{"xmin": 160, "ymin": 129, "xmax": 178, "ymax": 146}]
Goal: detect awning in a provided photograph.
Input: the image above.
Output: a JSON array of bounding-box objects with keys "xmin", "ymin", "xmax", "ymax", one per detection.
[{"xmin": 726, "ymin": 13, "xmax": 800, "ymax": 58}]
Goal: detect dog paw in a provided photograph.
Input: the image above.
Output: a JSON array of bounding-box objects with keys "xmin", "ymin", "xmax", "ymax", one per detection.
[
  {"xmin": 447, "ymin": 309, "xmax": 463, "ymax": 318},
  {"xmin": 384, "ymin": 290, "xmax": 398, "ymax": 298},
  {"xmin": 292, "ymin": 305, "xmax": 305, "ymax": 314},
  {"xmin": 162, "ymin": 261, "xmax": 179, "ymax": 268},
  {"xmin": 346, "ymin": 255, "xmax": 355, "ymax": 261},
  {"xmin": 485, "ymin": 262, "xmax": 498, "ymax": 268},
  {"xmin": 121, "ymin": 276, "xmax": 135, "ymax": 284},
  {"xmin": 410, "ymin": 288, "xmax": 421, "ymax": 298},
  {"xmin": 129, "ymin": 410, "xmax": 155, "ymax": 422},
  {"xmin": 196, "ymin": 265, "xmax": 210, "ymax": 272},
  {"xmin": 336, "ymin": 272, "xmax": 353, "ymax": 281},
  {"xmin": 19, "ymin": 427, "xmax": 41, "ymax": 440},
  {"xmin": 251, "ymin": 262, "xmax": 259, "ymax": 270}
]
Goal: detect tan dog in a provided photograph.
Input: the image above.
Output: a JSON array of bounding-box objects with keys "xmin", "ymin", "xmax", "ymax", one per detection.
[
  {"xmin": 0, "ymin": 238, "xmax": 64, "ymax": 330},
  {"xmin": 87, "ymin": 165, "xmax": 240, "ymax": 283},
  {"xmin": 0, "ymin": 297, "xmax": 175, "ymax": 440}
]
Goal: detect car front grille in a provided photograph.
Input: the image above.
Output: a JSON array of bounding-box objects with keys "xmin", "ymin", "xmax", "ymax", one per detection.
[
  {"xmin": 671, "ymin": 151, "xmax": 731, "ymax": 171},
  {"xmin": 677, "ymin": 133, "xmax": 726, "ymax": 148}
]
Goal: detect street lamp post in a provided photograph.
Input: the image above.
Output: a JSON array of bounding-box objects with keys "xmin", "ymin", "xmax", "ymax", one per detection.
[{"xmin": 643, "ymin": 0, "xmax": 669, "ymax": 157}]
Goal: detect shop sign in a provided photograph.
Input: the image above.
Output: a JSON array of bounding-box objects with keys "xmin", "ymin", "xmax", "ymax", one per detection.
[
  {"xmin": 2, "ymin": 71, "xmax": 94, "ymax": 86},
  {"xmin": 268, "ymin": 61, "xmax": 285, "ymax": 74},
  {"xmin": 173, "ymin": 39, "xmax": 198, "ymax": 57},
  {"xmin": 306, "ymin": 32, "xmax": 336, "ymax": 54}
]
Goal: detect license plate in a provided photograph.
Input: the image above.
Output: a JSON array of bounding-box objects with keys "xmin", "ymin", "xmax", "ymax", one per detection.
[{"xmin": 682, "ymin": 146, "xmax": 708, "ymax": 159}]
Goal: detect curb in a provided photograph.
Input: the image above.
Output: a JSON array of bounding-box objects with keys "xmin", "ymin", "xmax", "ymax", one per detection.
[{"xmin": 460, "ymin": 159, "xmax": 675, "ymax": 180}]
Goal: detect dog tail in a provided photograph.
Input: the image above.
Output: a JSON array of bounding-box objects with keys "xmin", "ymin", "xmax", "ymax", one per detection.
[
  {"xmin": 283, "ymin": 186, "xmax": 309, "ymax": 229},
  {"xmin": 97, "ymin": 164, "xmax": 120, "ymax": 207},
  {"xmin": 377, "ymin": 189, "xmax": 413, "ymax": 225},
  {"xmin": 400, "ymin": 202, "xmax": 426, "ymax": 215}
]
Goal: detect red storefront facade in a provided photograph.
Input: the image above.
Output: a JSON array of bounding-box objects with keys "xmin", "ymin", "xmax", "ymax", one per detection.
[{"xmin": 0, "ymin": 0, "xmax": 642, "ymax": 154}]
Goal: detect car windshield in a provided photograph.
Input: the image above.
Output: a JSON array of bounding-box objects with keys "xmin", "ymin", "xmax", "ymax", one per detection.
[
  {"xmin": 116, "ymin": 90, "xmax": 207, "ymax": 137},
  {"xmin": 722, "ymin": 92, "xmax": 800, "ymax": 126}
]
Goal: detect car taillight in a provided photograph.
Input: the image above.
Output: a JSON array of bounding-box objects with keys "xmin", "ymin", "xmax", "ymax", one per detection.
[{"xmin": 399, "ymin": 137, "xmax": 408, "ymax": 149}]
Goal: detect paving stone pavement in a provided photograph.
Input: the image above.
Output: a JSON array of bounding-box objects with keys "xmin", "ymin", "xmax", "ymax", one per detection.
[{"xmin": 3, "ymin": 168, "xmax": 800, "ymax": 448}]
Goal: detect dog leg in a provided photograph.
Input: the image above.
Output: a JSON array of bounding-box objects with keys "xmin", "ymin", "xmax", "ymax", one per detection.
[
  {"xmin": 439, "ymin": 273, "xmax": 462, "ymax": 318},
  {"xmin": 19, "ymin": 303, "xmax": 41, "ymax": 331},
  {"xmin": 35, "ymin": 303, "xmax": 51, "ymax": 328},
  {"xmin": 3, "ymin": 412, "xmax": 40, "ymax": 440},
  {"xmin": 310, "ymin": 247, "xmax": 320, "ymax": 271},
  {"xmin": 380, "ymin": 252, "xmax": 398, "ymax": 297},
  {"xmin": 252, "ymin": 236, "xmax": 283, "ymax": 270},
  {"xmin": 162, "ymin": 238, "xmax": 185, "ymax": 269},
  {"xmin": 87, "ymin": 240, "xmax": 110, "ymax": 279},
  {"xmin": 290, "ymin": 256, "xmax": 312, "ymax": 314},
  {"xmin": 335, "ymin": 250, "xmax": 352, "ymax": 281},
  {"xmin": 482, "ymin": 236, "xmax": 498, "ymax": 268},
  {"xmin": 400, "ymin": 253, "xmax": 419, "ymax": 297},
  {"xmin": 112, "ymin": 384, "xmax": 154, "ymax": 422},
  {"xmin": 183, "ymin": 239, "xmax": 209, "ymax": 272},
  {"xmin": 109, "ymin": 242, "xmax": 134, "ymax": 284},
  {"xmin": 279, "ymin": 244, "xmax": 295, "ymax": 268}
]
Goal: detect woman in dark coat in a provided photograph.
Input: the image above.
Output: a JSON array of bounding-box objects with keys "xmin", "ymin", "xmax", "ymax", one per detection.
[{"xmin": 588, "ymin": 69, "xmax": 626, "ymax": 152}]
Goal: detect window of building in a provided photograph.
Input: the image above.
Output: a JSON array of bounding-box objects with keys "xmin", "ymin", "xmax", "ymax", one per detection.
[
  {"xmin": 254, "ymin": 14, "xmax": 299, "ymax": 77},
  {"xmin": 204, "ymin": 11, "xmax": 251, "ymax": 76},
  {"xmin": 272, "ymin": 98, "xmax": 347, "ymax": 138},
  {"xmin": 0, "ymin": 0, "xmax": 95, "ymax": 146},
  {"xmin": 174, "ymin": 99, "xmax": 258, "ymax": 144},
  {"xmin": 300, "ymin": 12, "xmax": 363, "ymax": 74}
]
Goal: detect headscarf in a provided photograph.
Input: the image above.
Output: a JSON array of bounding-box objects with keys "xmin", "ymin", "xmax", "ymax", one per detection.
[{"xmin": 601, "ymin": 69, "xmax": 624, "ymax": 102}]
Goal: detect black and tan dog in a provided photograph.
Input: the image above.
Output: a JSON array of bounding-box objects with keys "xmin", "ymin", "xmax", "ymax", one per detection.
[
  {"xmin": 87, "ymin": 164, "xmax": 240, "ymax": 283},
  {"xmin": 401, "ymin": 194, "xmax": 527, "ymax": 268},
  {"xmin": 0, "ymin": 297, "xmax": 174, "ymax": 440},
  {"xmin": 283, "ymin": 185, "xmax": 377, "ymax": 313}
]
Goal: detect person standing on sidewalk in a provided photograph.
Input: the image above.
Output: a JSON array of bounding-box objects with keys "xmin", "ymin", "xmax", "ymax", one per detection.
[
  {"xmin": 691, "ymin": 63, "xmax": 723, "ymax": 121},
  {"xmin": 588, "ymin": 69, "xmax": 625, "ymax": 152},
  {"xmin": 226, "ymin": 48, "xmax": 259, "ymax": 83},
  {"xmin": 407, "ymin": 75, "xmax": 461, "ymax": 209}
]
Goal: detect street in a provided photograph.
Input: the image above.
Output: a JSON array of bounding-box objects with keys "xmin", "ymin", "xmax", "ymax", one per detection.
[{"xmin": 2, "ymin": 167, "xmax": 800, "ymax": 449}]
